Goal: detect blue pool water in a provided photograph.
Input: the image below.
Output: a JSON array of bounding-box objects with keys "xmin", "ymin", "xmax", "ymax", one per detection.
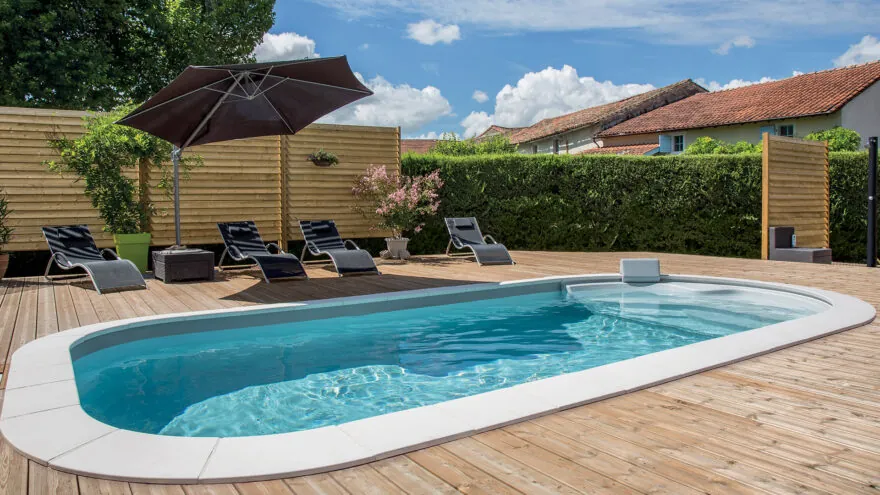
[{"xmin": 72, "ymin": 282, "xmax": 827, "ymax": 437}]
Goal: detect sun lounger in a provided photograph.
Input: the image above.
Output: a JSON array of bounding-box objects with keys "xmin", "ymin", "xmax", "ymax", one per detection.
[
  {"xmin": 298, "ymin": 220, "xmax": 380, "ymax": 276},
  {"xmin": 42, "ymin": 225, "xmax": 147, "ymax": 294},
  {"xmin": 445, "ymin": 217, "xmax": 515, "ymax": 265},
  {"xmin": 217, "ymin": 221, "xmax": 307, "ymax": 283}
]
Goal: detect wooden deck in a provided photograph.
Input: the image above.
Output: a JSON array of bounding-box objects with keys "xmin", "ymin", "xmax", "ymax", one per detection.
[{"xmin": 0, "ymin": 251, "xmax": 878, "ymax": 494}]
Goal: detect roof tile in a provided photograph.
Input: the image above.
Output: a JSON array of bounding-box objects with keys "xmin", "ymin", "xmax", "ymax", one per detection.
[{"xmin": 598, "ymin": 61, "xmax": 880, "ymax": 137}]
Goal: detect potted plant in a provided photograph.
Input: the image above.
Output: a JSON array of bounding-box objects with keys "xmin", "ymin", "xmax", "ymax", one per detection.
[
  {"xmin": 352, "ymin": 165, "xmax": 443, "ymax": 260},
  {"xmin": 45, "ymin": 106, "xmax": 199, "ymax": 273},
  {"xmin": 0, "ymin": 187, "xmax": 12, "ymax": 279},
  {"xmin": 308, "ymin": 149, "xmax": 339, "ymax": 167}
]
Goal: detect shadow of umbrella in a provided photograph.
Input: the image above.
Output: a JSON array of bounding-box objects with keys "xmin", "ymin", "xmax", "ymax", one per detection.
[{"xmin": 117, "ymin": 56, "xmax": 373, "ymax": 247}]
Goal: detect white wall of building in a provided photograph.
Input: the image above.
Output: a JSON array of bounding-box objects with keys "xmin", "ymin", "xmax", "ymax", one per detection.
[
  {"xmin": 516, "ymin": 125, "xmax": 602, "ymax": 154},
  {"xmin": 841, "ymin": 81, "xmax": 880, "ymax": 146}
]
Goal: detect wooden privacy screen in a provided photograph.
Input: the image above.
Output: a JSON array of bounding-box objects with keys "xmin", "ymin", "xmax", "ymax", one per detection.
[
  {"xmin": 761, "ymin": 133, "xmax": 830, "ymax": 260},
  {"xmin": 0, "ymin": 106, "xmax": 400, "ymax": 251}
]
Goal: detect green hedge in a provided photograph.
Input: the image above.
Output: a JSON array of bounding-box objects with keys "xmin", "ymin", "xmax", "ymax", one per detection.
[{"xmin": 402, "ymin": 152, "xmax": 876, "ymax": 263}]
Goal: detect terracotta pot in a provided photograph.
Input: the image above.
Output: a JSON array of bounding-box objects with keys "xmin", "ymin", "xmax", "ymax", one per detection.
[{"xmin": 0, "ymin": 253, "xmax": 8, "ymax": 280}]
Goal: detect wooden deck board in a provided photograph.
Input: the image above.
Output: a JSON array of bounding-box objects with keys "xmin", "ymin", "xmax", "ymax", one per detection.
[{"xmin": 0, "ymin": 251, "xmax": 879, "ymax": 494}]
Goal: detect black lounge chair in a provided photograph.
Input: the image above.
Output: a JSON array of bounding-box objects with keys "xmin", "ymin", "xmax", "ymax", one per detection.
[
  {"xmin": 217, "ymin": 221, "xmax": 307, "ymax": 283},
  {"xmin": 42, "ymin": 225, "xmax": 147, "ymax": 294},
  {"xmin": 445, "ymin": 217, "xmax": 515, "ymax": 265},
  {"xmin": 299, "ymin": 220, "xmax": 380, "ymax": 276}
]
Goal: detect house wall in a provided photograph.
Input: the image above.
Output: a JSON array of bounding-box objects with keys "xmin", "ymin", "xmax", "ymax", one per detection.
[
  {"xmin": 841, "ymin": 80, "xmax": 880, "ymax": 145},
  {"xmin": 516, "ymin": 125, "xmax": 601, "ymax": 154},
  {"xmin": 600, "ymin": 114, "xmax": 842, "ymax": 152}
]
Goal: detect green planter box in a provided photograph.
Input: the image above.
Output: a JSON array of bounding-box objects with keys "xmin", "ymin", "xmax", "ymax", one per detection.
[{"xmin": 113, "ymin": 233, "xmax": 152, "ymax": 273}]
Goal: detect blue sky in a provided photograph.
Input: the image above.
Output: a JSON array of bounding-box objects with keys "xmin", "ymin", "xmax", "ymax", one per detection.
[{"xmin": 258, "ymin": 1, "xmax": 880, "ymax": 138}]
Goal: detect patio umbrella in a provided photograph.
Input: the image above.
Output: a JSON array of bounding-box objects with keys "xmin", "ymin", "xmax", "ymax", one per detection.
[{"xmin": 117, "ymin": 56, "xmax": 373, "ymax": 247}]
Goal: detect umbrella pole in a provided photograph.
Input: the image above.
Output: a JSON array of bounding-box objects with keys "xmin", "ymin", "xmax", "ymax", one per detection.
[{"xmin": 172, "ymin": 146, "xmax": 183, "ymax": 248}]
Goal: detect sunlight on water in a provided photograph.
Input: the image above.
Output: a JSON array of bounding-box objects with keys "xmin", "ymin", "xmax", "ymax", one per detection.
[{"xmin": 72, "ymin": 282, "xmax": 827, "ymax": 437}]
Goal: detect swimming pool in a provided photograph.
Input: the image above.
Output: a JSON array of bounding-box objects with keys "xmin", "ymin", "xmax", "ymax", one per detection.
[
  {"xmin": 72, "ymin": 281, "xmax": 828, "ymax": 437},
  {"xmin": 1, "ymin": 272, "xmax": 873, "ymax": 482}
]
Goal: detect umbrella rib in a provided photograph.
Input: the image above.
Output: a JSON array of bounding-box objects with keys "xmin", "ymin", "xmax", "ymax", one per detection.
[
  {"xmin": 256, "ymin": 75, "xmax": 373, "ymax": 96},
  {"xmin": 116, "ymin": 75, "xmax": 237, "ymax": 122},
  {"xmin": 262, "ymin": 94, "xmax": 296, "ymax": 134}
]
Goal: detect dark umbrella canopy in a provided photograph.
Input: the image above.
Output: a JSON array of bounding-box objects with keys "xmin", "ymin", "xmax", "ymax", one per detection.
[{"xmin": 117, "ymin": 56, "xmax": 372, "ymax": 148}]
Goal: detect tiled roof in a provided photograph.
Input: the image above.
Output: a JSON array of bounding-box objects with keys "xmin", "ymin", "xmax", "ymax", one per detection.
[
  {"xmin": 598, "ymin": 61, "xmax": 880, "ymax": 138},
  {"xmin": 509, "ymin": 79, "xmax": 706, "ymax": 144},
  {"xmin": 400, "ymin": 139, "xmax": 437, "ymax": 154},
  {"xmin": 578, "ymin": 143, "xmax": 659, "ymax": 156},
  {"xmin": 476, "ymin": 125, "xmax": 523, "ymax": 139}
]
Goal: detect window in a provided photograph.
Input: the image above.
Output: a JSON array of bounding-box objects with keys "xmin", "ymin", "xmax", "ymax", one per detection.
[
  {"xmin": 553, "ymin": 139, "xmax": 560, "ymax": 154},
  {"xmin": 532, "ymin": 144, "xmax": 538, "ymax": 154},
  {"xmin": 673, "ymin": 135, "xmax": 685, "ymax": 153},
  {"xmin": 779, "ymin": 124, "xmax": 795, "ymax": 137}
]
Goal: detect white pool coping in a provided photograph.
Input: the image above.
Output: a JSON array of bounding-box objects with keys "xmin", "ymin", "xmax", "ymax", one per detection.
[{"xmin": 0, "ymin": 273, "xmax": 874, "ymax": 483}]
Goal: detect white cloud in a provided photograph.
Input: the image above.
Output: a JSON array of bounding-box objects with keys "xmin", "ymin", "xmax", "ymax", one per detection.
[
  {"xmin": 320, "ymin": 73, "xmax": 452, "ymax": 134},
  {"xmin": 472, "ymin": 90, "xmax": 489, "ymax": 103},
  {"xmin": 406, "ymin": 131, "xmax": 441, "ymax": 139},
  {"xmin": 252, "ymin": 32, "xmax": 319, "ymax": 62},
  {"xmin": 712, "ymin": 35, "xmax": 756, "ymax": 55},
  {"xmin": 407, "ymin": 19, "xmax": 461, "ymax": 45},
  {"xmin": 309, "ymin": 0, "xmax": 880, "ymax": 46},
  {"xmin": 695, "ymin": 70, "xmax": 803, "ymax": 92},
  {"xmin": 695, "ymin": 76, "xmax": 775, "ymax": 92},
  {"xmin": 835, "ymin": 35, "xmax": 880, "ymax": 66},
  {"xmin": 459, "ymin": 65, "xmax": 654, "ymax": 137},
  {"xmin": 359, "ymin": 43, "xmax": 370, "ymax": 50}
]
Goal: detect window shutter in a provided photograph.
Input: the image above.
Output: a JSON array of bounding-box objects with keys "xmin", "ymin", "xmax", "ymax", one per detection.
[
  {"xmin": 760, "ymin": 125, "xmax": 776, "ymax": 137},
  {"xmin": 658, "ymin": 134, "xmax": 672, "ymax": 153}
]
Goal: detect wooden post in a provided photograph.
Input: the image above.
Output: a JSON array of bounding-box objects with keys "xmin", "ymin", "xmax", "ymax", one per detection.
[
  {"xmin": 761, "ymin": 132, "xmax": 770, "ymax": 260},
  {"xmin": 279, "ymin": 135, "xmax": 289, "ymax": 250}
]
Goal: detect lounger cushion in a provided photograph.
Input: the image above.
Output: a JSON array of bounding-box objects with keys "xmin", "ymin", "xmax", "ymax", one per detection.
[
  {"xmin": 470, "ymin": 244, "xmax": 514, "ymax": 265},
  {"xmin": 80, "ymin": 259, "xmax": 149, "ymax": 292},
  {"xmin": 250, "ymin": 254, "xmax": 308, "ymax": 279},
  {"xmin": 324, "ymin": 249, "xmax": 379, "ymax": 275}
]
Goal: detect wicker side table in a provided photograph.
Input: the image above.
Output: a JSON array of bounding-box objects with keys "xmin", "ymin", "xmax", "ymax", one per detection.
[{"xmin": 153, "ymin": 249, "xmax": 215, "ymax": 282}]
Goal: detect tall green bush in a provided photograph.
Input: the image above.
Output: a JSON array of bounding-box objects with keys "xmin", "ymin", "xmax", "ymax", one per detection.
[
  {"xmin": 805, "ymin": 127, "xmax": 861, "ymax": 152},
  {"xmin": 403, "ymin": 152, "xmax": 877, "ymax": 263},
  {"xmin": 427, "ymin": 133, "xmax": 516, "ymax": 156},
  {"xmin": 683, "ymin": 136, "xmax": 761, "ymax": 155},
  {"xmin": 404, "ymin": 153, "xmax": 763, "ymax": 258},
  {"xmin": 829, "ymin": 151, "xmax": 876, "ymax": 262}
]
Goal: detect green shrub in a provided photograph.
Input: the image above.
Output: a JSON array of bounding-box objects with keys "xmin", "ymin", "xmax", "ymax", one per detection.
[
  {"xmin": 428, "ymin": 133, "xmax": 516, "ymax": 156},
  {"xmin": 45, "ymin": 106, "xmax": 201, "ymax": 234},
  {"xmin": 805, "ymin": 127, "xmax": 861, "ymax": 152},
  {"xmin": 0, "ymin": 187, "xmax": 12, "ymax": 254},
  {"xmin": 403, "ymin": 153, "xmax": 763, "ymax": 258},
  {"xmin": 402, "ymin": 152, "xmax": 877, "ymax": 263},
  {"xmin": 830, "ymin": 151, "xmax": 877, "ymax": 263},
  {"xmin": 684, "ymin": 136, "xmax": 761, "ymax": 155}
]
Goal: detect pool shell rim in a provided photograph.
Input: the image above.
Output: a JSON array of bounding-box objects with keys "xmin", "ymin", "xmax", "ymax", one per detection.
[{"xmin": 0, "ymin": 273, "xmax": 874, "ymax": 483}]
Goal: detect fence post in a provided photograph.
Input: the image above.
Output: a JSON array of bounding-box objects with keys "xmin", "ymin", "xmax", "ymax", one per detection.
[{"xmin": 868, "ymin": 137, "xmax": 877, "ymax": 267}]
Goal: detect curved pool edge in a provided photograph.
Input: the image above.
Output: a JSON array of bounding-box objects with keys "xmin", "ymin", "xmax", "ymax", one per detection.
[{"xmin": 0, "ymin": 273, "xmax": 873, "ymax": 483}]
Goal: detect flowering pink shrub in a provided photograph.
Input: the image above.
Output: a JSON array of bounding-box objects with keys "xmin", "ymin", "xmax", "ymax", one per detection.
[{"xmin": 353, "ymin": 165, "xmax": 443, "ymax": 238}]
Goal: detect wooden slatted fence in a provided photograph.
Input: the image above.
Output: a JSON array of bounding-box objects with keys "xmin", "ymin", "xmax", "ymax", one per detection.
[
  {"xmin": 761, "ymin": 133, "xmax": 830, "ymax": 259},
  {"xmin": 0, "ymin": 106, "xmax": 399, "ymax": 251}
]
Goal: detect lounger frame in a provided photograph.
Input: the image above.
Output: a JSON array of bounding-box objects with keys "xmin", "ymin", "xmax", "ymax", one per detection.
[
  {"xmin": 298, "ymin": 221, "xmax": 381, "ymax": 277},
  {"xmin": 217, "ymin": 222, "xmax": 308, "ymax": 284},
  {"xmin": 42, "ymin": 227, "xmax": 147, "ymax": 295},
  {"xmin": 445, "ymin": 218, "xmax": 515, "ymax": 266}
]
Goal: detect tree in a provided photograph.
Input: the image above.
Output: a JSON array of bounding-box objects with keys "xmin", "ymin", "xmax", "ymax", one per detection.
[
  {"xmin": 0, "ymin": 0, "xmax": 275, "ymax": 111},
  {"xmin": 428, "ymin": 132, "xmax": 517, "ymax": 156},
  {"xmin": 683, "ymin": 136, "xmax": 761, "ymax": 155},
  {"xmin": 805, "ymin": 126, "xmax": 861, "ymax": 152}
]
